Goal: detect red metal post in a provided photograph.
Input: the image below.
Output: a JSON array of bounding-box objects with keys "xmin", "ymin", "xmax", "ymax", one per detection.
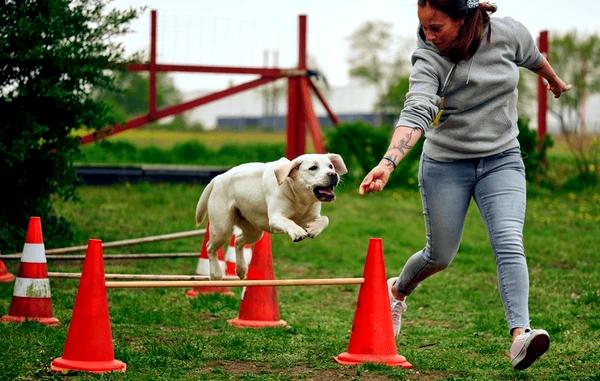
[
  {"xmin": 288, "ymin": 78, "xmax": 306, "ymax": 159},
  {"xmin": 537, "ymin": 30, "xmax": 548, "ymax": 142},
  {"xmin": 296, "ymin": 15, "xmax": 308, "ymax": 156},
  {"xmin": 298, "ymin": 15, "xmax": 307, "ymax": 70},
  {"xmin": 286, "ymin": 15, "xmax": 308, "ymax": 159},
  {"xmin": 149, "ymin": 10, "xmax": 157, "ymax": 119}
]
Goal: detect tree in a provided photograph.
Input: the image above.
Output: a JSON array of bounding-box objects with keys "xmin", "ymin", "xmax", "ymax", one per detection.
[
  {"xmin": 0, "ymin": 0, "xmax": 138, "ymax": 251},
  {"xmin": 548, "ymin": 31, "xmax": 600, "ymax": 186},
  {"xmin": 376, "ymin": 76, "xmax": 409, "ymax": 124},
  {"xmin": 347, "ymin": 21, "xmax": 410, "ymax": 124}
]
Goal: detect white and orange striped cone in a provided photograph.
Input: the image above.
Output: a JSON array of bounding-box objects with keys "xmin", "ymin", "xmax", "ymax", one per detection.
[
  {"xmin": 185, "ymin": 223, "xmax": 234, "ymax": 297},
  {"xmin": 1, "ymin": 217, "xmax": 58, "ymax": 325},
  {"xmin": 225, "ymin": 235, "xmax": 237, "ymax": 276},
  {"xmin": 243, "ymin": 244, "xmax": 253, "ymax": 266},
  {"xmin": 0, "ymin": 258, "xmax": 15, "ymax": 283},
  {"xmin": 226, "ymin": 227, "xmax": 253, "ymax": 277}
]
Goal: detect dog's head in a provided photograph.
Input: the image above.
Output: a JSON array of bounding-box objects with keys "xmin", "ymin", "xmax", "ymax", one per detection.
[{"xmin": 274, "ymin": 153, "xmax": 347, "ymax": 202}]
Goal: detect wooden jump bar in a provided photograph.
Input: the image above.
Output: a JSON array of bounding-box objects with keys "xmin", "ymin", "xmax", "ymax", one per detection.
[
  {"xmin": 1, "ymin": 252, "xmax": 199, "ymax": 261},
  {"xmin": 49, "ymin": 272, "xmax": 239, "ymax": 281},
  {"xmin": 105, "ymin": 278, "xmax": 365, "ymax": 289},
  {"xmin": 6, "ymin": 229, "xmax": 205, "ymax": 256}
]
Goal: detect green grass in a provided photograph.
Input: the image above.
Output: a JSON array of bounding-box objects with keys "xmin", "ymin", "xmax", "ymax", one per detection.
[
  {"xmin": 105, "ymin": 129, "xmax": 287, "ymax": 149},
  {"xmin": 1, "ymin": 180, "xmax": 599, "ymax": 380}
]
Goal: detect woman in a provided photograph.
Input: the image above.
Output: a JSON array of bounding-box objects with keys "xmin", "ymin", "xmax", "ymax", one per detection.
[{"xmin": 359, "ymin": 0, "xmax": 570, "ymax": 370}]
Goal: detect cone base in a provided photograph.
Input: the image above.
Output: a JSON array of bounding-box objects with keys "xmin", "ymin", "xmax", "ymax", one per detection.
[
  {"xmin": 227, "ymin": 317, "xmax": 288, "ymax": 329},
  {"xmin": 1, "ymin": 315, "xmax": 59, "ymax": 326},
  {"xmin": 51, "ymin": 357, "xmax": 126, "ymax": 373},
  {"xmin": 185, "ymin": 288, "xmax": 234, "ymax": 298},
  {"xmin": 335, "ymin": 352, "xmax": 412, "ymax": 368},
  {"xmin": 0, "ymin": 272, "xmax": 15, "ymax": 283}
]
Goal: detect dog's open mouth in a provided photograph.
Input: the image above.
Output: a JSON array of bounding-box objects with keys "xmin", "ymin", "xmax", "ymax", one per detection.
[{"xmin": 313, "ymin": 185, "xmax": 336, "ymax": 201}]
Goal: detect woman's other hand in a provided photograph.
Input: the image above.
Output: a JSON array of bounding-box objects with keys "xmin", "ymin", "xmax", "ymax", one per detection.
[{"xmin": 547, "ymin": 77, "xmax": 572, "ymax": 98}]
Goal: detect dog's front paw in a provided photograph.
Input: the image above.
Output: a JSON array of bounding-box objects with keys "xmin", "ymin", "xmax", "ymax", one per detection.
[
  {"xmin": 306, "ymin": 217, "xmax": 329, "ymax": 238},
  {"xmin": 306, "ymin": 222, "xmax": 325, "ymax": 238},
  {"xmin": 288, "ymin": 226, "xmax": 309, "ymax": 242}
]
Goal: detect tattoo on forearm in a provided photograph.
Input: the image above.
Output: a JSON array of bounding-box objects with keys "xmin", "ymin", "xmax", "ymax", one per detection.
[{"xmin": 390, "ymin": 129, "xmax": 415, "ymax": 159}]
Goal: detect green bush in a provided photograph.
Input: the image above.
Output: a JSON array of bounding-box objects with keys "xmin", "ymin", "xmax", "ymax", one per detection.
[{"xmin": 324, "ymin": 122, "xmax": 389, "ymax": 178}]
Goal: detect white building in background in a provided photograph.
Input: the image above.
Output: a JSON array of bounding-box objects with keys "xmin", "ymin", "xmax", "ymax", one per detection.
[
  {"xmin": 182, "ymin": 80, "xmax": 380, "ymax": 130},
  {"xmin": 182, "ymin": 81, "xmax": 600, "ymax": 132}
]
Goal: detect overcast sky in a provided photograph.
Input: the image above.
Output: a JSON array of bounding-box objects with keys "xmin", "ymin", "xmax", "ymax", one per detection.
[{"xmin": 110, "ymin": 0, "xmax": 600, "ymax": 93}]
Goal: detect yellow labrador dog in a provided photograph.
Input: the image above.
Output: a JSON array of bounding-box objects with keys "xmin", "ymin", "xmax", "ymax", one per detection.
[{"xmin": 195, "ymin": 153, "xmax": 347, "ymax": 280}]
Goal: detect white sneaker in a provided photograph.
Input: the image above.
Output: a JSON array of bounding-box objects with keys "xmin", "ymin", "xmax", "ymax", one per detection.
[
  {"xmin": 510, "ymin": 328, "xmax": 550, "ymax": 370},
  {"xmin": 387, "ymin": 277, "xmax": 407, "ymax": 337}
]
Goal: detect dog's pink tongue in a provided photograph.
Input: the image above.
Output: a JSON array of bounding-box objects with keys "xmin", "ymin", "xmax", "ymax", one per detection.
[{"xmin": 320, "ymin": 188, "xmax": 333, "ymax": 195}]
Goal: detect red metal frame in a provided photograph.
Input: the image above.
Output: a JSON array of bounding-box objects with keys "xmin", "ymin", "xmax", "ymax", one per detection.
[
  {"xmin": 149, "ymin": 10, "xmax": 157, "ymax": 119},
  {"xmin": 537, "ymin": 30, "xmax": 549, "ymax": 143},
  {"xmin": 80, "ymin": 11, "xmax": 338, "ymax": 159}
]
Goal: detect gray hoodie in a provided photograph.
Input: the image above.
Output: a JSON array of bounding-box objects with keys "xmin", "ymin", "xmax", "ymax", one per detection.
[{"xmin": 396, "ymin": 17, "xmax": 543, "ymax": 161}]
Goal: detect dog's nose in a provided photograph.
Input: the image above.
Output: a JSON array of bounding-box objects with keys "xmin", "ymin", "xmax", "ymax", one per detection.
[{"xmin": 328, "ymin": 173, "xmax": 339, "ymax": 186}]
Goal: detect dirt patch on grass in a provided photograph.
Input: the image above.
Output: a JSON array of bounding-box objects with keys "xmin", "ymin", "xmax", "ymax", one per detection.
[
  {"xmin": 205, "ymin": 361, "xmax": 450, "ymax": 380},
  {"xmin": 406, "ymin": 371, "xmax": 451, "ymax": 380}
]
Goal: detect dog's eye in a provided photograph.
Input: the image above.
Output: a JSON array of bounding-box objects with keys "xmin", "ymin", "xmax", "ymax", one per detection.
[
  {"xmin": 329, "ymin": 164, "xmax": 333, "ymax": 169},
  {"xmin": 309, "ymin": 165, "xmax": 318, "ymax": 171}
]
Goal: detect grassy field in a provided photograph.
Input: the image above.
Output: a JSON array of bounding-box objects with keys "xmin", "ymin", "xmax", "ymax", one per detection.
[
  {"xmin": 109, "ymin": 129, "xmax": 287, "ymax": 149},
  {"xmin": 1, "ymin": 179, "xmax": 599, "ymax": 380}
]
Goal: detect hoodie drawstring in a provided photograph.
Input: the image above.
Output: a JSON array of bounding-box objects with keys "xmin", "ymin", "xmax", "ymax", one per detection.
[{"xmin": 466, "ymin": 56, "xmax": 475, "ymax": 85}]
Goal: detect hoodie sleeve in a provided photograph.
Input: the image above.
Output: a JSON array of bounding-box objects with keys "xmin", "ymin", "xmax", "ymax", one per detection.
[
  {"xmin": 396, "ymin": 53, "xmax": 440, "ymax": 133},
  {"xmin": 508, "ymin": 17, "xmax": 544, "ymax": 69}
]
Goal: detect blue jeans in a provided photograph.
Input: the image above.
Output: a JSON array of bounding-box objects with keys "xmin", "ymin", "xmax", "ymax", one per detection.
[{"xmin": 395, "ymin": 147, "xmax": 530, "ymax": 330}]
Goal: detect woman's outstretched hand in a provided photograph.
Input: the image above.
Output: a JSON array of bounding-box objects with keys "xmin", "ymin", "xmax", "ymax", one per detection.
[
  {"xmin": 359, "ymin": 165, "xmax": 392, "ymax": 195},
  {"xmin": 547, "ymin": 77, "xmax": 572, "ymax": 98}
]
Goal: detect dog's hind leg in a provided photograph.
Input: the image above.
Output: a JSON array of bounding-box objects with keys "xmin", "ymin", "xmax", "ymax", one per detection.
[
  {"xmin": 233, "ymin": 220, "xmax": 263, "ymax": 280},
  {"xmin": 206, "ymin": 238, "xmax": 226, "ymax": 280},
  {"xmin": 207, "ymin": 214, "xmax": 234, "ymax": 280}
]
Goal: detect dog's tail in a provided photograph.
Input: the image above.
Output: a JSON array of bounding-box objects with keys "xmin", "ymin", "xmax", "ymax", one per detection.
[{"xmin": 195, "ymin": 180, "xmax": 214, "ymax": 226}]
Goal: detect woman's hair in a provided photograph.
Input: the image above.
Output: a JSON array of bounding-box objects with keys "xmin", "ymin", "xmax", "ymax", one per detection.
[{"xmin": 418, "ymin": 0, "xmax": 497, "ymax": 63}]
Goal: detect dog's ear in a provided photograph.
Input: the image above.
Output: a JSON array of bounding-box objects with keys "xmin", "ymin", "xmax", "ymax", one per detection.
[
  {"xmin": 274, "ymin": 158, "xmax": 302, "ymax": 185},
  {"xmin": 327, "ymin": 153, "xmax": 348, "ymax": 175}
]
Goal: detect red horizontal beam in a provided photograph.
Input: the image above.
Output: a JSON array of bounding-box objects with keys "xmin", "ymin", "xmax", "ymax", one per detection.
[
  {"xmin": 80, "ymin": 76, "xmax": 281, "ymax": 145},
  {"xmin": 127, "ymin": 63, "xmax": 302, "ymax": 78}
]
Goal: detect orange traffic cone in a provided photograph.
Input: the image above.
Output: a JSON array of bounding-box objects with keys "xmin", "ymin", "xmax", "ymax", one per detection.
[
  {"xmin": 228, "ymin": 233, "xmax": 287, "ymax": 328},
  {"xmin": 186, "ymin": 223, "xmax": 234, "ymax": 297},
  {"xmin": 1, "ymin": 217, "xmax": 58, "ymax": 325},
  {"xmin": 335, "ymin": 238, "xmax": 412, "ymax": 368},
  {"xmin": 0, "ymin": 258, "xmax": 15, "ymax": 283},
  {"xmin": 51, "ymin": 239, "xmax": 126, "ymax": 373}
]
